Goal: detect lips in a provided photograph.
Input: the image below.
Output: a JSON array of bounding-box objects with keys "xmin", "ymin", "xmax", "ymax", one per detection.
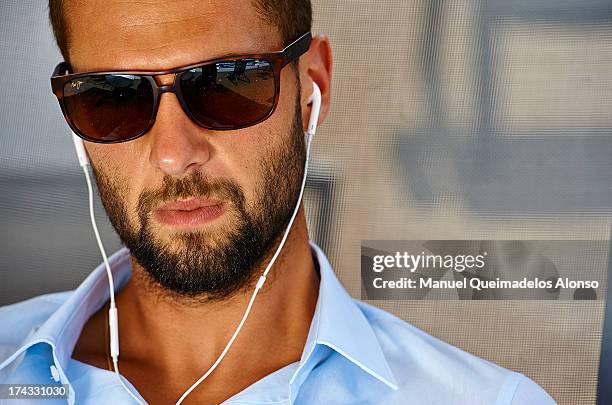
[{"xmin": 153, "ymin": 198, "xmax": 225, "ymax": 228}]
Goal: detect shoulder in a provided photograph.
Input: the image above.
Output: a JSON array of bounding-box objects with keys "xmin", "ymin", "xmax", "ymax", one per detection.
[
  {"xmin": 0, "ymin": 292, "xmax": 71, "ymax": 359},
  {"xmin": 353, "ymin": 299, "xmax": 556, "ymax": 405}
]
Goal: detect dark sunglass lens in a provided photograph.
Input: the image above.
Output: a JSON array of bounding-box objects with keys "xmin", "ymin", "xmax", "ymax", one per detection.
[
  {"xmin": 63, "ymin": 75, "xmax": 154, "ymax": 141},
  {"xmin": 179, "ymin": 59, "xmax": 275, "ymax": 129}
]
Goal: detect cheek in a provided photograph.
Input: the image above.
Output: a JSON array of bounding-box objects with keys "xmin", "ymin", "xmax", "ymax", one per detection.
[
  {"xmin": 87, "ymin": 144, "xmax": 145, "ymax": 222},
  {"xmin": 225, "ymin": 104, "xmax": 295, "ymax": 208},
  {"xmin": 250, "ymin": 72, "xmax": 297, "ymax": 152}
]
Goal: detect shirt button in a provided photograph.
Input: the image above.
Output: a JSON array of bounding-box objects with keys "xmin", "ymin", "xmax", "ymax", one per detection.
[{"xmin": 49, "ymin": 364, "xmax": 60, "ymax": 382}]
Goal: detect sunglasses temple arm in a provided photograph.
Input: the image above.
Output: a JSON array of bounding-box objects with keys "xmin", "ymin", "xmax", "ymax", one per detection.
[
  {"xmin": 51, "ymin": 62, "xmax": 70, "ymax": 77},
  {"xmin": 281, "ymin": 32, "xmax": 312, "ymax": 66}
]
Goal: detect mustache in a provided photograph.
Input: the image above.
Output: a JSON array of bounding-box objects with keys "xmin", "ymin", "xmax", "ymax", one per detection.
[{"xmin": 136, "ymin": 171, "xmax": 246, "ymax": 220}]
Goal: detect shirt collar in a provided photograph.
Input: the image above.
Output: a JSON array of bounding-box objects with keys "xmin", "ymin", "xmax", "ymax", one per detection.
[
  {"xmin": 0, "ymin": 242, "xmax": 397, "ymax": 395},
  {"xmin": 293, "ymin": 242, "xmax": 398, "ymax": 391},
  {"xmin": 0, "ymin": 248, "xmax": 132, "ymax": 403}
]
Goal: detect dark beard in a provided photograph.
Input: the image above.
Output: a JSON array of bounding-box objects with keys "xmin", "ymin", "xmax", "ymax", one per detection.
[{"xmin": 91, "ymin": 91, "xmax": 306, "ymax": 301}]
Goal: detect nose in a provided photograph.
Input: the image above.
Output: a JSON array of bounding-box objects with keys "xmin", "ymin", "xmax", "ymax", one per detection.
[{"xmin": 148, "ymin": 92, "xmax": 212, "ymax": 177}]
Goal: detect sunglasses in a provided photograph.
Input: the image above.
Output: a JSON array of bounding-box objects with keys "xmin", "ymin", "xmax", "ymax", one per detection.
[{"xmin": 50, "ymin": 32, "xmax": 312, "ymax": 144}]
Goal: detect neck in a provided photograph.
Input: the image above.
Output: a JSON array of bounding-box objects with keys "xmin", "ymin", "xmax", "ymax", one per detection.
[{"xmin": 113, "ymin": 207, "xmax": 320, "ymax": 403}]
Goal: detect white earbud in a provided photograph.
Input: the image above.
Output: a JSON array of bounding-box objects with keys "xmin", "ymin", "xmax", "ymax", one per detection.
[
  {"xmin": 72, "ymin": 81, "xmax": 323, "ymax": 405},
  {"xmin": 306, "ymin": 82, "xmax": 321, "ymax": 140}
]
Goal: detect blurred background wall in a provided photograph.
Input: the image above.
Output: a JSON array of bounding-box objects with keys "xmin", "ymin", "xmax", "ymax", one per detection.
[{"xmin": 1, "ymin": 1, "xmax": 611, "ymax": 403}]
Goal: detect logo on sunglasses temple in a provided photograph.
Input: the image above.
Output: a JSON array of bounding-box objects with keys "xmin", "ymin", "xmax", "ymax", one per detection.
[{"xmin": 71, "ymin": 80, "xmax": 84, "ymax": 90}]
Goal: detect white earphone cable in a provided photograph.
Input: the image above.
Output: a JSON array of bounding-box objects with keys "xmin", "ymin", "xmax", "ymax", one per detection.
[
  {"xmin": 82, "ymin": 164, "xmax": 146, "ymax": 404},
  {"xmin": 175, "ymin": 132, "xmax": 313, "ymax": 404},
  {"xmin": 82, "ymin": 164, "xmax": 115, "ymax": 306}
]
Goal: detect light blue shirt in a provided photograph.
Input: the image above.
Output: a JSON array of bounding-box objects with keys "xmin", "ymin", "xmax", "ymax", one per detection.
[{"xmin": 0, "ymin": 241, "xmax": 555, "ymax": 404}]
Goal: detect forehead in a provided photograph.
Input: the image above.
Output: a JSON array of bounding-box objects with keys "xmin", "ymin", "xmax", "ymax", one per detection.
[{"xmin": 65, "ymin": 0, "xmax": 281, "ymax": 72}]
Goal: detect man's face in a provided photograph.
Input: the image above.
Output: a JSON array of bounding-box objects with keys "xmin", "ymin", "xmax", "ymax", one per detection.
[{"xmin": 66, "ymin": 0, "xmax": 307, "ymax": 300}]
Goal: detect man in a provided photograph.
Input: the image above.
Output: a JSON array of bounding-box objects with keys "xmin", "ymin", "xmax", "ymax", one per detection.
[{"xmin": 0, "ymin": 0, "xmax": 556, "ymax": 404}]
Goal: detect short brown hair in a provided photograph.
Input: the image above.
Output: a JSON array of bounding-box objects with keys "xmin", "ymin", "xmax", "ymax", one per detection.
[{"xmin": 48, "ymin": 0, "xmax": 312, "ymax": 63}]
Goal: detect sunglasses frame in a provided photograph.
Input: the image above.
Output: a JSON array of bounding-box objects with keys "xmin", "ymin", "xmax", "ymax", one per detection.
[{"xmin": 51, "ymin": 32, "xmax": 312, "ymax": 143}]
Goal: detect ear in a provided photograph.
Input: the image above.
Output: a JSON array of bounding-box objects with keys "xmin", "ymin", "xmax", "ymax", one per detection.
[{"xmin": 299, "ymin": 34, "xmax": 333, "ymax": 131}]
